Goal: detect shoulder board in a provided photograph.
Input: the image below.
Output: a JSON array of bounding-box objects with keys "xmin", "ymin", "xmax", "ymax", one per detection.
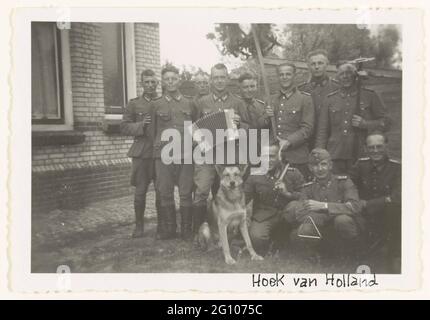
[
  {"xmin": 331, "ymin": 78, "xmax": 340, "ymax": 84},
  {"xmin": 327, "ymin": 89, "xmax": 340, "ymax": 97},
  {"xmin": 286, "ymin": 166, "xmax": 296, "ymax": 171},
  {"xmin": 183, "ymin": 94, "xmax": 194, "ymax": 99},
  {"xmin": 255, "ymin": 98, "xmax": 265, "ymax": 105},
  {"xmin": 358, "ymin": 157, "xmax": 370, "ymax": 161},
  {"xmin": 297, "ymin": 81, "xmax": 308, "ymax": 88},
  {"xmin": 233, "ymin": 93, "xmax": 242, "ymax": 99},
  {"xmin": 152, "ymin": 96, "xmax": 163, "ymax": 101},
  {"xmin": 301, "ymin": 91, "xmax": 311, "ymax": 96},
  {"xmin": 302, "ymin": 181, "xmax": 314, "ymax": 187},
  {"xmin": 389, "ymin": 158, "xmax": 401, "ymax": 164},
  {"xmin": 129, "ymin": 97, "xmax": 140, "ymax": 102},
  {"xmin": 362, "ymin": 87, "xmax": 375, "ymax": 92},
  {"xmin": 336, "ymin": 175, "xmax": 348, "ymax": 180}
]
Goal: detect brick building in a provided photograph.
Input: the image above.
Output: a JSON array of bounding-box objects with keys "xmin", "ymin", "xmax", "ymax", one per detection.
[{"xmin": 32, "ymin": 22, "xmax": 160, "ymax": 213}]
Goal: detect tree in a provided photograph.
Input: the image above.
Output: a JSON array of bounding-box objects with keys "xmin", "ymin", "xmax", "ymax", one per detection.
[
  {"xmin": 206, "ymin": 23, "xmax": 281, "ymax": 59},
  {"xmin": 281, "ymin": 24, "xmax": 401, "ymax": 69}
]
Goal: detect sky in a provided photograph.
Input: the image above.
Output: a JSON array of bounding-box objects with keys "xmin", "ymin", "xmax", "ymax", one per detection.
[{"xmin": 160, "ymin": 22, "xmax": 243, "ymax": 72}]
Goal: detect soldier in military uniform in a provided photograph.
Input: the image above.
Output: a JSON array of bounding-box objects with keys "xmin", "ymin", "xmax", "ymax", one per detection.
[
  {"xmin": 192, "ymin": 63, "xmax": 251, "ymax": 237},
  {"xmin": 244, "ymin": 143, "xmax": 304, "ymax": 255},
  {"xmin": 349, "ymin": 132, "xmax": 401, "ymax": 272},
  {"xmin": 297, "ymin": 49, "xmax": 339, "ymax": 149},
  {"xmin": 315, "ymin": 62, "xmax": 390, "ymax": 174},
  {"xmin": 120, "ymin": 69, "xmax": 161, "ymax": 238},
  {"xmin": 237, "ymin": 72, "xmax": 270, "ymax": 129},
  {"xmin": 151, "ymin": 65, "xmax": 197, "ymax": 240},
  {"xmin": 284, "ymin": 148, "xmax": 363, "ymax": 258},
  {"xmin": 265, "ymin": 62, "xmax": 315, "ymax": 180}
]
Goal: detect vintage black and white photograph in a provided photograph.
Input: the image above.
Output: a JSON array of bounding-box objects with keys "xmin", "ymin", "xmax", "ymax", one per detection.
[
  {"xmin": 29, "ymin": 19, "xmax": 404, "ymax": 275},
  {"xmin": 6, "ymin": 7, "xmax": 423, "ymax": 293}
]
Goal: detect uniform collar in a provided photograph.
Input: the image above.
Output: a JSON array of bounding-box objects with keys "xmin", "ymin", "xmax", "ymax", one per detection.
[
  {"xmin": 279, "ymin": 87, "xmax": 296, "ymax": 100},
  {"xmin": 212, "ymin": 91, "xmax": 229, "ymax": 102},
  {"xmin": 371, "ymin": 156, "xmax": 389, "ymax": 172},
  {"xmin": 316, "ymin": 174, "xmax": 333, "ymax": 187},
  {"xmin": 310, "ymin": 75, "xmax": 329, "ymax": 87},
  {"xmin": 243, "ymin": 97, "xmax": 255, "ymax": 105},
  {"xmin": 340, "ymin": 87, "xmax": 358, "ymax": 98},
  {"xmin": 142, "ymin": 93, "xmax": 153, "ymax": 102},
  {"xmin": 165, "ymin": 92, "xmax": 182, "ymax": 102}
]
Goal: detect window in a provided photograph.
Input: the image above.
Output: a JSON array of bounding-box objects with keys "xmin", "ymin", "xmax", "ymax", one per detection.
[
  {"xmin": 31, "ymin": 22, "xmax": 64, "ymax": 124},
  {"xmin": 32, "ymin": 22, "xmax": 73, "ymax": 132},
  {"xmin": 101, "ymin": 23, "xmax": 134, "ymax": 115}
]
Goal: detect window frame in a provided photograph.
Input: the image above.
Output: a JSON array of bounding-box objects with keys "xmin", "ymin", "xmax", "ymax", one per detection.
[{"xmin": 32, "ymin": 24, "xmax": 73, "ymax": 132}]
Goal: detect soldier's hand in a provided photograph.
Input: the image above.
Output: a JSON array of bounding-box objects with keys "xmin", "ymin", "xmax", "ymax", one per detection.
[
  {"xmin": 303, "ymin": 200, "xmax": 327, "ymax": 212},
  {"xmin": 143, "ymin": 114, "xmax": 152, "ymax": 125},
  {"xmin": 277, "ymin": 137, "xmax": 291, "ymax": 151},
  {"xmin": 352, "ymin": 114, "xmax": 365, "ymax": 128},
  {"xmin": 233, "ymin": 113, "xmax": 241, "ymax": 126},
  {"xmin": 265, "ymin": 105, "xmax": 274, "ymax": 117},
  {"xmin": 274, "ymin": 180, "xmax": 287, "ymax": 193}
]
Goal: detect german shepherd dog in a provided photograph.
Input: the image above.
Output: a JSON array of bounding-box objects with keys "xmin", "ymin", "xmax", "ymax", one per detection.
[{"xmin": 197, "ymin": 165, "xmax": 264, "ymax": 265}]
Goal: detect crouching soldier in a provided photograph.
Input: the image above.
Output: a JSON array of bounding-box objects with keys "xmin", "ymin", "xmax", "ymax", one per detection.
[
  {"xmin": 244, "ymin": 143, "xmax": 304, "ymax": 255},
  {"xmin": 284, "ymin": 148, "xmax": 363, "ymax": 259},
  {"xmin": 120, "ymin": 69, "xmax": 161, "ymax": 238},
  {"xmin": 349, "ymin": 132, "xmax": 401, "ymax": 272}
]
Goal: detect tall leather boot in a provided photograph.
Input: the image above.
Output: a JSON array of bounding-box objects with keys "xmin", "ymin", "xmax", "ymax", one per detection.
[
  {"xmin": 165, "ymin": 205, "xmax": 177, "ymax": 239},
  {"xmin": 132, "ymin": 200, "xmax": 145, "ymax": 238},
  {"xmin": 192, "ymin": 205, "xmax": 207, "ymax": 236},
  {"xmin": 155, "ymin": 193, "xmax": 162, "ymax": 238},
  {"xmin": 156, "ymin": 205, "xmax": 168, "ymax": 240},
  {"xmin": 180, "ymin": 207, "xmax": 193, "ymax": 241}
]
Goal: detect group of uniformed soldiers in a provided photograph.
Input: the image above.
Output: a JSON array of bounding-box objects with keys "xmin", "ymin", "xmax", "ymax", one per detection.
[{"xmin": 120, "ymin": 48, "xmax": 400, "ymax": 271}]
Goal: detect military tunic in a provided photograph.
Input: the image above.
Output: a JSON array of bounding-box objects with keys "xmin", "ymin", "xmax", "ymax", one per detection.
[
  {"xmin": 297, "ymin": 76, "xmax": 340, "ymax": 116},
  {"xmin": 315, "ymin": 87, "xmax": 390, "ymax": 163},
  {"xmin": 241, "ymin": 97, "xmax": 271, "ymax": 130},
  {"xmin": 298, "ymin": 76, "xmax": 339, "ymax": 149},
  {"xmin": 270, "ymin": 88, "xmax": 315, "ymax": 165},
  {"xmin": 349, "ymin": 156, "xmax": 401, "ymax": 255}
]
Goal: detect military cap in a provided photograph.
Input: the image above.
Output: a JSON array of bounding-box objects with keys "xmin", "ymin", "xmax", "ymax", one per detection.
[{"xmin": 308, "ymin": 148, "xmax": 331, "ymax": 164}]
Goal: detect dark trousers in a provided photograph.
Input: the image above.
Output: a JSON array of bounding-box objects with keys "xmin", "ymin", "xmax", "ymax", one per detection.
[
  {"xmin": 155, "ymin": 160, "xmax": 194, "ymax": 208},
  {"xmin": 131, "ymin": 158, "xmax": 156, "ymax": 208}
]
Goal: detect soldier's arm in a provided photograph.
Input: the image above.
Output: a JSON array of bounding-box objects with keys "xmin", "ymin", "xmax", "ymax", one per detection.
[
  {"xmin": 284, "ymin": 95, "xmax": 315, "ymax": 147},
  {"xmin": 284, "ymin": 170, "xmax": 305, "ymax": 200},
  {"xmin": 256, "ymin": 107, "xmax": 271, "ymax": 129},
  {"xmin": 326, "ymin": 178, "xmax": 362, "ymax": 216},
  {"xmin": 236, "ymin": 100, "xmax": 251, "ymax": 130},
  {"xmin": 120, "ymin": 100, "xmax": 147, "ymax": 137},
  {"xmin": 244, "ymin": 176, "xmax": 256, "ymax": 205},
  {"xmin": 348, "ymin": 161, "xmax": 361, "ymax": 187},
  {"xmin": 315, "ymin": 99, "xmax": 329, "ymax": 148},
  {"xmin": 361, "ymin": 91, "xmax": 391, "ymax": 132}
]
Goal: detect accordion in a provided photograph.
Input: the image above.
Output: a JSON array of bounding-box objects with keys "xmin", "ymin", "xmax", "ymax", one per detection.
[{"xmin": 190, "ymin": 109, "xmax": 239, "ymax": 152}]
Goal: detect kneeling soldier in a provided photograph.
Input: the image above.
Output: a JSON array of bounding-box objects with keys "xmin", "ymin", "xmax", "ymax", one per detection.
[
  {"xmin": 244, "ymin": 143, "xmax": 304, "ymax": 255},
  {"xmin": 284, "ymin": 148, "xmax": 363, "ymax": 259},
  {"xmin": 349, "ymin": 132, "xmax": 401, "ymax": 272}
]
